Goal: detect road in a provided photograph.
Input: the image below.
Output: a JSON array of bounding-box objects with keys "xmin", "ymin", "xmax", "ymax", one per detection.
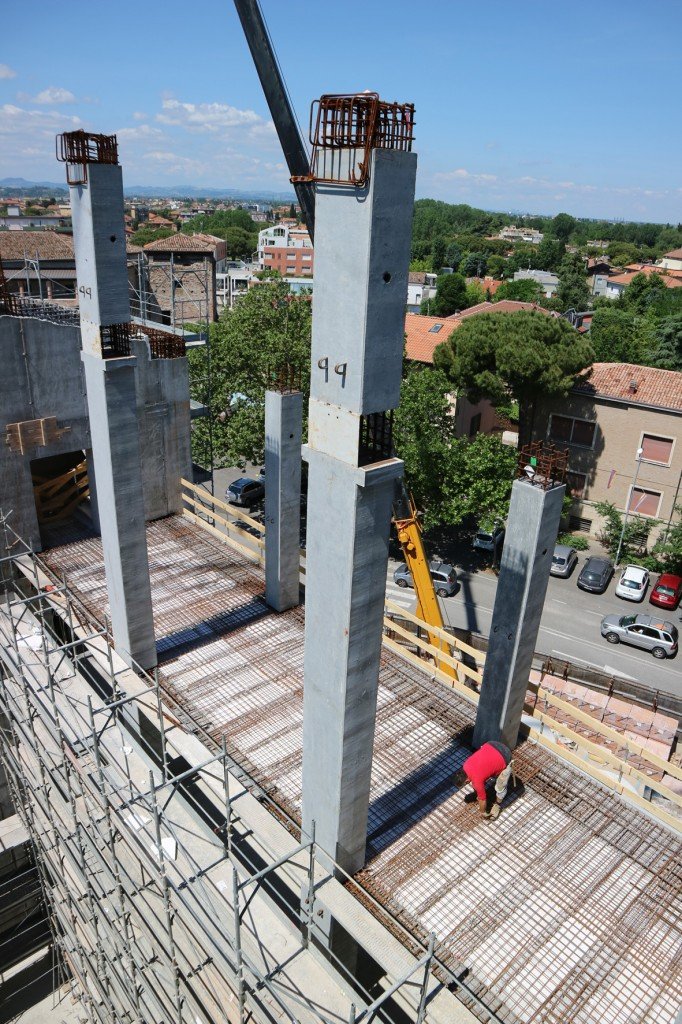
[
  {"xmin": 194, "ymin": 468, "xmax": 681, "ymax": 701},
  {"xmin": 386, "ymin": 559, "xmax": 682, "ymax": 701}
]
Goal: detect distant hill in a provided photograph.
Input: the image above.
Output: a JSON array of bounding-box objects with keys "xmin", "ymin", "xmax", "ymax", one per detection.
[{"xmin": 0, "ymin": 177, "xmax": 294, "ymax": 203}]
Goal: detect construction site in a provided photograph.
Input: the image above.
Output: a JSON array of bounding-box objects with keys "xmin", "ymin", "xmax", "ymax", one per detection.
[{"xmin": 0, "ymin": 6, "xmax": 681, "ymax": 1023}]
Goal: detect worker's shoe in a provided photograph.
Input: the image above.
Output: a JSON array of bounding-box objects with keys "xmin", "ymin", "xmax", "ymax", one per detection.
[
  {"xmin": 478, "ymin": 799, "xmax": 488, "ymax": 816},
  {"xmin": 463, "ymin": 791, "xmax": 478, "ymax": 804},
  {"xmin": 488, "ymin": 802, "xmax": 501, "ymax": 821}
]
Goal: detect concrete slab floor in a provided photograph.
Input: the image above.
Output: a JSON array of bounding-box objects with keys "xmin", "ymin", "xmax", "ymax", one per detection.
[{"xmin": 42, "ymin": 515, "xmax": 682, "ymax": 1024}]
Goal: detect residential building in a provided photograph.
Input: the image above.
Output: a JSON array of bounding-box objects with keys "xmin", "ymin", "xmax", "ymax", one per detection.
[
  {"xmin": 216, "ymin": 260, "xmax": 255, "ymax": 312},
  {"xmin": 533, "ymin": 362, "xmax": 682, "ymax": 539},
  {"xmin": 498, "ymin": 225, "xmax": 544, "ymax": 244},
  {"xmin": 0, "ymin": 210, "xmax": 71, "ymax": 231},
  {"xmin": 656, "ymin": 247, "xmax": 682, "ymax": 272},
  {"xmin": 143, "ymin": 233, "xmax": 227, "ymax": 322},
  {"xmin": 466, "ymin": 276, "xmax": 506, "ymax": 300},
  {"xmin": 257, "ymin": 223, "xmax": 313, "ymax": 276},
  {"xmin": 513, "ymin": 268, "xmax": 559, "ymax": 298},
  {"xmin": 586, "ymin": 239, "xmax": 610, "ymax": 250},
  {"xmin": 407, "ymin": 270, "xmax": 437, "ymax": 311},
  {"xmin": 0, "ymin": 231, "xmax": 76, "ymax": 301},
  {"xmin": 603, "ymin": 265, "xmax": 682, "ymax": 300}
]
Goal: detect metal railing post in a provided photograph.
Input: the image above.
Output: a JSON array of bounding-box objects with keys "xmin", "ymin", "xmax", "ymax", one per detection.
[
  {"xmin": 232, "ymin": 864, "xmax": 246, "ymax": 1023},
  {"xmin": 416, "ymin": 932, "xmax": 436, "ymax": 1024}
]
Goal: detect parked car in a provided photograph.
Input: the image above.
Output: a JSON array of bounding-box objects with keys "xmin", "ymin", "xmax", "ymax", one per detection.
[
  {"xmin": 615, "ymin": 564, "xmax": 649, "ymax": 602},
  {"xmin": 550, "ymin": 545, "xmax": 579, "ymax": 579},
  {"xmin": 473, "ymin": 523, "xmax": 505, "ymax": 554},
  {"xmin": 650, "ymin": 573, "xmax": 682, "ymax": 611},
  {"xmin": 226, "ymin": 477, "xmax": 265, "ymax": 507},
  {"xmin": 600, "ymin": 613, "xmax": 678, "ymax": 659},
  {"xmin": 577, "ymin": 556, "xmax": 614, "ymax": 594},
  {"xmin": 393, "ymin": 561, "xmax": 458, "ymax": 598}
]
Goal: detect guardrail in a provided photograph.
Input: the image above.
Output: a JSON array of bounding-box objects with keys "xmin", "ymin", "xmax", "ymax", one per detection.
[{"xmin": 180, "ymin": 480, "xmax": 681, "ymax": 832}]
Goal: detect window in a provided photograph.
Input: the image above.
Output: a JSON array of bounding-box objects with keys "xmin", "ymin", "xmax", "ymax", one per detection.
[
  {"xmin": 428, "ymin": 324, "xmax": 444, "ymax": 334},
  {"xmin": 548, "ymin": 415, "xmax": 596, "ymax": 448},
  {"xmin": 628, "ymin": 487, "xmax": 661, "ymax": 518},
  {"xmin": 640, "ymin": 433, "xmax": 673, "ymax": 465},
  {"xmin": 566, "ymin": 471, "xmax": 587, "ymax": 498}
]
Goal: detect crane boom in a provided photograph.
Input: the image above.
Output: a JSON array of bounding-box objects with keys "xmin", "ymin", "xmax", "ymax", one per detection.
[{"xmin": 232, "ymin": 0, "xmax": 316, "ymax": 239}]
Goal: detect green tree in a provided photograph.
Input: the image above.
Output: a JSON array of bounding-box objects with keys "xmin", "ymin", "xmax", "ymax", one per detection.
[
  {"xmin": 486, "ymin": 254, "xmax": 506, "ymax": 279},
  {"xmin": 551, "ymin": 213, "xmax": 577, "ymax": 241},
  {"xmin": 189, "ymin": 281, "xmax": 312, "ymax": 468},
  {"xmin": 622, "ymin": 272, "xmax": 668, "ymax": 313},
  {"xmin": 394, "ymin": 366, "xmax": 457, "ymax": 525},
  {"xmin": 428, "ymin": 273, "xmax": 468, "ymax": 316},
  {"xmin": 434, "ymin": 311, "xmax": 593, "ymax": 447},
  {"xmin": 431, "ymin": 237, "xmax": 448, "ymax": 274},
  {"xmin": 131, "ymin": 226, "xmax": 175, "ymax": 246},
  {"xmin": 444, "ymin": 433, "xmax": 517, "ymax": 529},
  {"xmin": 535, "ymin": 237, "xmax": 565, "ymax": 272},
  {"xmin": 554, "ymin": 272, "xmax": 590, "ymax": 311},
  {"xmin": 461, "ymin": 251, "xmax": 488, "ymax": 277},
  {"xmin": 445, "ymin": 242, "xmax": 462, "ymax": 269},
  {"xmin": 652, "ymin": 506, "xmax": 682, "ymax": 575},
  {"xmin": 594, "ymin": 501, "xmax": 656, "ymax": 563},
  {"xmin": 288, "ymin": 202, "xmax": 296, "ymax": 219},
  {"xmin": 589, "ymin": 307, "xmax": 655, "ymax": 363},
  {"xmin": 493, "ymin": 279, "xmax": 544, "ymax": 303},
  {"xmin": 465, "ymin": 280, "xmax": 486, "ymax": 307},
  {"xmin": 651, "ymin": 314, "xmax": 682, "ymax": 371},
  {"xmin": 221, "ymin": 226, "xmax": 258, "ymax": 259}
]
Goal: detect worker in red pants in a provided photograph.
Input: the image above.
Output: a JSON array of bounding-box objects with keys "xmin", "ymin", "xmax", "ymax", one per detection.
[{"xmin": 454, "ymin": 741, "xmax": 514, "ymax": 819}]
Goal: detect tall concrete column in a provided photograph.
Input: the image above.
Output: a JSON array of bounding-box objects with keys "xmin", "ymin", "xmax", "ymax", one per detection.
[
  {"xmin": 473, "ymin": 474, "xmax": 565, "ymax": 750},
  {"xmin": 301, "ymin": 97, "xmax": 417, "ymax": 877},
  {"xmin": 264, "ymin": 389, "xmax": 302, "ymax": 612},
  {"xmin": 59, "ymin": 131, "xmax": 157, "ymax": 670}
]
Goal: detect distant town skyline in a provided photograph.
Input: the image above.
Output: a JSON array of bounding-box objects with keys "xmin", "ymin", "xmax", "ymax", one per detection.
[{"xmin": 2, "ymin": 0, "xmax": 681, "ymax": 223}]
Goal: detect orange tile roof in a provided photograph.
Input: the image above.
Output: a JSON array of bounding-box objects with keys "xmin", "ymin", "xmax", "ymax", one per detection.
[
  {"xmin": 0, "ymin": 231, "xmax": 74, "ymax": 262},
  {"xmin": 404, "ymin": 313, "xmax": 454, "ymax": 362},
  {"xmin": 609, "ymin": 268, "xmax": 682, "ymax": 288},
  {"xmin": 143, "ymin": 233, "xmax": 222, "ymax": 253},
  {"xmin": 662, "ymin": 248, "xmax": 682, "ymax": 259},
  {"xmin": 573, "ymin": 363, "xmax": 682, "ymax": 412},
  {"xmin": 404, "ymin": 302, "xmax": 556, "ymax": 363}
]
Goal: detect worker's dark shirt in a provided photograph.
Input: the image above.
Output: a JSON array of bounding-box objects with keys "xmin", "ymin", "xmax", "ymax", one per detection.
[{"xmin": 463, "ymin": 742, "xmax": 511, "ymax": 802}]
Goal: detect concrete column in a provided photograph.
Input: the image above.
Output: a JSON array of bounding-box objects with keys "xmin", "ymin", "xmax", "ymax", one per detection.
[
  {"xmin": 473, "ymin": 478, "xmax": 565, "ymax": 749},
  {"xmin": 85, "ymin": 448, "xmax": 100, "ymax": 533},
  {"xmin": 82, "ymin": 355, "xmax": 157, "ymax": 670},
  {"xmin": 301, "ymin": 138, "xmax": 417, "ymax": 878},
  {"xmin": 62, "ymin": 133, "xmax": 157, "ymax": 670},
  {"xmin": 264, "ymin": 389, "xmax": 302, "ymax": 612}
]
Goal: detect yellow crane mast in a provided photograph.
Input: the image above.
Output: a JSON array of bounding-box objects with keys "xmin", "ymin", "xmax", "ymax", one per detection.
[{"xmin": 392, "ymin": 487, "xmax": 457, "ymax": 679}]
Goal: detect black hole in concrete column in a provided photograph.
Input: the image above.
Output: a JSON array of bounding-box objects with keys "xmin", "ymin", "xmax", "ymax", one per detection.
[
  {"xmin": 383, "ymin": 272, "xmax": 391, "ymax": 283},
  {"xmin": 110, "ymin": 234, "xmax": 117, "ymax": 242},
  {"xmin": 289, "ymin": 433, "xmax": 294, "ymax": 439},
  {"xmin": 542, "ymin": 548, "xmax": 547, "ymax": 555}
]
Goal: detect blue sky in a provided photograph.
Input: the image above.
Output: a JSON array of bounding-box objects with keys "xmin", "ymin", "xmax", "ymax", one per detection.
[{"xmin": 2, "ymin": 0, "xmax": 681, "ymax": 222}]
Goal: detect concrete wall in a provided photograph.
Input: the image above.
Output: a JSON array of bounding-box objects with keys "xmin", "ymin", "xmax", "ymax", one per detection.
[{"xmin": 0, "ymin": 315, "xmax": 191, "ymax": 548}]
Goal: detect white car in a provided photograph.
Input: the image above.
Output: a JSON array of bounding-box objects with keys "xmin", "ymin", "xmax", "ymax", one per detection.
[{"xmin": 615, "ymin": 565, "xmax": 649, "ymax": 602}]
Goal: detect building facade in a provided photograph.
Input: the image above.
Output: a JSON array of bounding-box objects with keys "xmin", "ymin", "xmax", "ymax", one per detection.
[
  {"xmin": 257, "ymin": 223, "xmax": 313, "ymax": 276},
  {"xmin": 533, "ymin": 362, "xmax": 682, "ymax": 538}
]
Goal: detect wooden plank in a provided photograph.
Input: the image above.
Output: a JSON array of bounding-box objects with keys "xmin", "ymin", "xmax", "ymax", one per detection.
[
  {"xmin": 384, "ymin": 617, "xmax": 482, "ymax": 686},
  {"xmin": 527, "ymin": 703, "xmax": 682, "ymax": 809},
  {"xmin": 181, "ymin": 509, "xmax": 264, "ymax": 567},
  {"xmin": 531, "ymin": 730, "xmax": 682, "ymax": 834},
  {"xmin": 385, "ymin": 598, "xmax": 485, "ymax": 663},
  {"xmin": 183, "ymin": 494, "xmax": 265, "ymax": 551},
  {"xmin": 181, "ymin": 478, "xmax": 264, "ymax": 533},
  {"xmin": 383, "ymin": 635, "xmax": 480, "ymax": 707},
  {"xmin": 533, "ymin": 686, "xmax": 682, "ymax": 783}
]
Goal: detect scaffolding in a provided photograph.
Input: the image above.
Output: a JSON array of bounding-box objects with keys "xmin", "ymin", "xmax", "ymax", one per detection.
[{"xmin": 0, "ymin": 521, "xmax": 507, "ymax": 1024}]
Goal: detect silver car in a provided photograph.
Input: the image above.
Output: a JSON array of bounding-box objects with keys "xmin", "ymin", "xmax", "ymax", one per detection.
[
  {"xmin": 600, "ymin": 613, "xmax": 678, "ymax": 659},
  {"xmin": 551, "ymin": 544, "xmax": 579, "ymax": 578},
  {"xmin": 393, "ymin": 561, "xmax": 458, "ymax": 598}
]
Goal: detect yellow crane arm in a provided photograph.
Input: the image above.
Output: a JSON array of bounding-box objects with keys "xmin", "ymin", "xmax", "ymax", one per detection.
[{"xmin": 393, "ymin": 493, "xmax": 456, "ymax": 679}]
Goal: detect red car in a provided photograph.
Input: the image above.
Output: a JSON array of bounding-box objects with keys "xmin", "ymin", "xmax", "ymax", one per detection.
[{"xmin": 649, "ymin": 574, "xmax": 682, "ymax": 610}]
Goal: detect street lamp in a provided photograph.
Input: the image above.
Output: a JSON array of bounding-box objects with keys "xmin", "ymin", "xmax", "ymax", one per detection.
[{"xmin": 615, "ymin": 447, "xmax": 644, "ymax": 567}]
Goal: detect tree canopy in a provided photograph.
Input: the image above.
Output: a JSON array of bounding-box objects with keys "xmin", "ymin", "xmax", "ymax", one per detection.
[
  {"xmin": 433, "ymin": 311, "xmax": 594, "ymax": 446},
  {"xmin": 188, "ymin": 281, "xmax": 312, "ymax": 468},
  {"xmin": 589, "ymin": 307, "xmax": 654, "ymax": 364},
  {"xmin": 493, "ymin": 279, "xmax": 544, "ymax": 304},
  {"xmin": 427, "ymin": 273, "xmax": 468, "ymax": 316},
  {"xmin": 651, "ymin": 314, "xmax": 682, "ymax": 371}
]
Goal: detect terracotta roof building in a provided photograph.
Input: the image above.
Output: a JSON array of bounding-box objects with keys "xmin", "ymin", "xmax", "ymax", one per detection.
[
  {"xmin": 404, "ymin": 303, "xmax": 556, "ymax": 365},
  {"xmin": 143, "ymin": 233, "xmax": 227, "ymax": 323},
  {"xmin": 0, "ymin": 231, "xmax": 76, "ymax": 301},
  {"xmin": 533, "ymin": 362, "xmax": 682, "ymax": 537}
]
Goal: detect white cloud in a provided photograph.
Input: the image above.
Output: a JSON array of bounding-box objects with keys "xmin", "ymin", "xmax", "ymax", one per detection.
[
  {"xmin": 116, "ymin": 124, "xmax": 163, "ymax": 140},
  {"xmin": 132, "ymin": 111, "xmax": 148, "ymax": 121},
  {"xmin": 434, "ymin": 167, "xmax": 497, "ymax": 184},
  {"xmin": 0, "ymin": 64, "xmax": 16, "ymax": 80},
  {"xmin": 0, "ymin": 104, "xmax": 84, "ymax": 178},
  {"xmin": 32, "ymin": 86, "xmax": 76, "ymax": 105},
  {"xmin": 156, "ymin": 97, "xmax": 266, "ymax": 134},
  {"xmin": 143, "ymin": 150, "xmax": 208, "ymax": 177}
]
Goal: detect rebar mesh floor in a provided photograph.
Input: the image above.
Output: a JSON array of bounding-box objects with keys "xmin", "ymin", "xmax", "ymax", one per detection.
[{"xmin": 43, "ymin": 516, "xmax": 682, "ymax": 1024}]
